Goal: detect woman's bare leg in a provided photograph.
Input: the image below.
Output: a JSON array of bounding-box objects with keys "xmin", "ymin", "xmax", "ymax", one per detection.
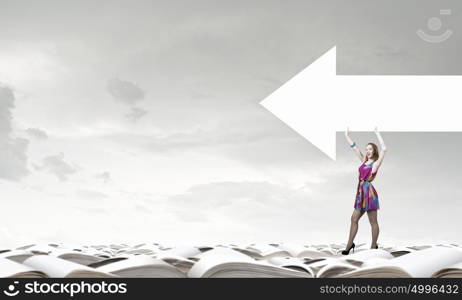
[
  {"xmin": 367, "ymin": 210, "xmax": 379, "ymax": 248},
  {"xmin": 346, "ymin": 209, "xmax": 365, "ymax": 248}
]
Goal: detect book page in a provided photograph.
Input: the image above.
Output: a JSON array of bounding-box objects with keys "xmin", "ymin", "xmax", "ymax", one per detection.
[
  {"xmin": 96, "ymin": 255, "xmax": 176, "ymax": 273},
  {"xmin": 388, "ymin": 246, "xmax": 462, "ymax": 277},
  {"xmin": 23, "ymin": 255, "xmax": 114, "ymax": 277},
  {"xmin": 0, "ymin": 257, "xmax": 47, "ymax": 278}
]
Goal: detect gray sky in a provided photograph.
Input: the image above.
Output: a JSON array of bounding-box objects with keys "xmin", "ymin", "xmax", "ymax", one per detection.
[{"xmin": 0, "ymin": 0, "xmax": 461, "ymax": 248}]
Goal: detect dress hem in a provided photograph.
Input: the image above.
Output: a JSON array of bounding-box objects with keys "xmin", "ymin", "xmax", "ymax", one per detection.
[{"xmin": 354, "ymin": 207, "xmax": 380, "ymax": 211}]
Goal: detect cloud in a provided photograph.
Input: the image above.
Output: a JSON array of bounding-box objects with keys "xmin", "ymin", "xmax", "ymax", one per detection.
[
  {"xmin": 133, "ymin": 203, "xmax": 153, "ymax": 214},
  {"xmin": 25, "ymin": 127, "xmax": 48, "ymax": 140},
  {"xmin": 144, "ymin": 126, "xmax": 275, "ymax": 152},
  {"xmin": 0, "ymin": 84, "xmax": 14, "ymax": 137},
  {"xmin": 75, "ymin": 188, "xmax": 108, "ymax": 199},
  {"xmin": 33, "ymin": 152, "xmax": 79, "ymax": 181},
  {"xmin": 165, "ymin": 180, "xmax": 319, "ymax": 225},
  {"xmin": 125, "ymin": 107, "xmax": 148, "ymax": 122},
  {"xmin": 100, "ymin": 116, "xmax": 325, "ymax": 169},
  {"xmin": 94, "ymin": 171, "xmax": 111, "ymax": 183},
  {"xmin": 73, "ymin": 206, "xmax": 109, "ymax": 215},
  {"xmin": 0, "ymin": 83, "xmax": 30, "ymax": 181},
  {"xmin": 106, "ymin": 77, "xmax": 148, "ymax": 122},
  {"xmin": 107, "ymin": 77, "xmax": 145, "ymax": 106}
]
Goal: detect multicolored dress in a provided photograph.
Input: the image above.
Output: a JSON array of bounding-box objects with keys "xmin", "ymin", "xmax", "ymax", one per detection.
[{"xmin": 354, "ymin": 161, "xmax": 380, "ymax": 211}]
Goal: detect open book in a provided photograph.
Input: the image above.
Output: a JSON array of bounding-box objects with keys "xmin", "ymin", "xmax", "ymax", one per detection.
[
  {"xmin": 0, "ymin": 249, "xmax": 35, "ymax": 263},
  {"xmin": 187, "ymin": 247, "xmax": 311, "ymax": 278},
  {"xmin": 302, "ymin": 257, "xmax": 350, "ymax": 277},
  {"xmin": 48, "ymin": 248, "xmax": 107, "ymax": 266},
  {"xmin": 266, "ymin": 257, "xmax": 315, "ymax": 277},
  {"xmin": 22, "ymin": 255, "xmax": 116, "ymax": 278},
  {"xmin": 232, "ymin": 243, "xmax": 292, "ymax": 260},
  {"xmin": 315, "ymin": 249, "xmax": 395, "ymax": 278},
  {"xmin": 335, "ymin": 246, "xmax": 462, "ymax": 278},
  {"xmin": 95, "ymin": 255, "xmax": 186, "ymax": 277},
  {"xmin": 0, "ymin": 258, "xmax": 47, "ymax": 278},
  {"xmin": 432, "ymin": 261, "xmax": 462, "ymax": 278},
  {"xmin": 276, "ymin": 242, "xmax": 332, "ymax": 258},
  {"xmin": 154, "ymin": 248, "xmax": 200, "ymax": 273}
]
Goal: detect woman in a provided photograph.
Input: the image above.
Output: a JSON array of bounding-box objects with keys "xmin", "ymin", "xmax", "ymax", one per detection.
[{"xmin": 341, "ymin": 127, "xmax": 387, "ymax": 255}]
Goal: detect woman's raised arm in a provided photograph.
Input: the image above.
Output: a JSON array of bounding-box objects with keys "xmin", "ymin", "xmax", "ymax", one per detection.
[
  {"xmin": 345, "ymin": 127, "xmax": 364, "ymax": 162},
  {"xmin": 372, "ymin": 127, "xmax": 387, "ymax": 173}
]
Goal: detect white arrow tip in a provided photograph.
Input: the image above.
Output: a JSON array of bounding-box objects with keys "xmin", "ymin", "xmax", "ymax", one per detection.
[{"xmin": 260, "ymin": 46, "xmax": 338, "ymax": 161}]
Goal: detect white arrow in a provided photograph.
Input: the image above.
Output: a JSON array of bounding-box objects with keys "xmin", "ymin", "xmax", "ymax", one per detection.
[{"xmin": 260, "ymin": 46, "xmax": 462, "ymax": 160}]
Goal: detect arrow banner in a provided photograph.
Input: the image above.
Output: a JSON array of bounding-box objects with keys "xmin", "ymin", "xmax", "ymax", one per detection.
[{"xmin": 260, "ymin": 46, "xmax": 462, "ymax": 160}]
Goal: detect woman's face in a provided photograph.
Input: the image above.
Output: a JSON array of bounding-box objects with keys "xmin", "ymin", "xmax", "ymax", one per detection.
[{"xmin": 366, "ymin": 144, "xmax": 374, "ymax": 159}]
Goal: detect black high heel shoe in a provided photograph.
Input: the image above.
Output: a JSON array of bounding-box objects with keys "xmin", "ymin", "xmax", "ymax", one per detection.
[{"xmin": 341, "ymin": 242, "xmax": 355, "ymax": 255}]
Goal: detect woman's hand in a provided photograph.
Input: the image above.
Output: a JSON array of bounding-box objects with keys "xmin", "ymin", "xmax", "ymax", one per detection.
[{"xmin": 374, "ymin": 126, "xmax": 386, "ymax": 149}]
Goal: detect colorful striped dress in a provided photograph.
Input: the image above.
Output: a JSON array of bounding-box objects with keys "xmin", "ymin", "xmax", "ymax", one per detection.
[{"xmin": 354, "ymin": 161, "xmax": 380, "ymax": 211}]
